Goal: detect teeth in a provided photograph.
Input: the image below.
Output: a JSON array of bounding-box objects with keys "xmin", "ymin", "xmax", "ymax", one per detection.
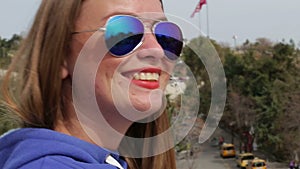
[{"xmin": 133, "ymin": 72, "xmax": 159, "ymax": 81}]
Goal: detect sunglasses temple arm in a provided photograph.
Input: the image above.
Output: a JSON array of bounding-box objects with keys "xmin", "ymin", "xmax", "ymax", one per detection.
[{"xmin": 72, "ymin": 27, "xmax": 106, "ymax": 34}]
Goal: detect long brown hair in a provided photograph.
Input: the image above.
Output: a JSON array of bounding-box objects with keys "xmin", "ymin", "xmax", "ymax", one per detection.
[
  {"xmin": 1, "ymin": 0, "xmax": 82, "ymax": 128},
  {"xmin": 0, "ymin": 0, "xmax": 176, "ymax": 168},
  {"xmin": 122, "ymin": 111, "xmax": 176, "ymax": 169}
]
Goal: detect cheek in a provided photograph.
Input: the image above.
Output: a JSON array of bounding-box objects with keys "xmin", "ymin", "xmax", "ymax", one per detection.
[
  {"xmin": 95, "ymin": 57, "xmax": 121, "ymax": 90},
  {"xmin": 94, "ymin": 68, "xmax": 112, "ymax": 107},
  {"xmin": 160, "ymin": 74, "xmax": 171, "ymax": 89},
  {"xmin": 68, "ymin": 36, "xmax": 91, "ymax": 77}
]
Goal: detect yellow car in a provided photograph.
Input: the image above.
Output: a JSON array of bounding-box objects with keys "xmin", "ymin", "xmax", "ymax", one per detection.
[
  {"xmin": 236, "ymin": 153, "xmax": 255, "ymax": 169},
  {"xmin": 220, "ymin": 143, "xmax": 236, "ymax": 158},
  {"xmin": 246, "ymin": 158, "xmax": 267, "ymax": 169}
]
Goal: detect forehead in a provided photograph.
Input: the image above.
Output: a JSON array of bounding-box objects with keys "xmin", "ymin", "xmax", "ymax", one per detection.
[
  {"xmin": 79, "ymin": 0, "xmax": 164, "ymax": 22},
  {"xmin": 73, "ymin": 0, "xmax": 164, "ymax": 44}
]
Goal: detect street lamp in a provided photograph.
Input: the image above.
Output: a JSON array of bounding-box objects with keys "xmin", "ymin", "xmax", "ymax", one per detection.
[{"xmin": 232, "ymin": 35, "xmax": 238, "ymax": 49}]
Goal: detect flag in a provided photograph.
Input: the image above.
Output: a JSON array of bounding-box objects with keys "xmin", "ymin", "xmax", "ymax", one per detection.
[{"xmin": 190, "ymin": 0, "xmax": 207, "ymax": 18}]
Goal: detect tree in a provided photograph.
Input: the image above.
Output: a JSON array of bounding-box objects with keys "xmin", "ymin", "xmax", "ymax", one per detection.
[
  {"xmin": 0, "ymin": 34, "xmax": 22, "ymax": 68},
  {"xmin": 223, "ymin": 38, "xmax": 300, "ymax": 160}
]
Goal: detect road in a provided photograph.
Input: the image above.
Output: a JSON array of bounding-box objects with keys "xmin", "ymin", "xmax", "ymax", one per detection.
[
  {"xmin": 176, "ymin": 127, "xmax": 287, "ymax": 169},
  {"xmin": 177, "ymin": 139, "xmax": 236, "ymax": 169}
]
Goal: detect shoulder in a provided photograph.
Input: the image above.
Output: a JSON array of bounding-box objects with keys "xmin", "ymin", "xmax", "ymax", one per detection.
[
  {"xmin": 19, "ymin": 156, "xmax": 118, "ymax": 169},
  {"xmin": 1, "ymin": 128, "xmax": 126, "ymax": 169}
]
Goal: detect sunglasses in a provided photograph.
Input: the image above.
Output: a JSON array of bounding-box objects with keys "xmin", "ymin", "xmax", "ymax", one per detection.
[{"xmin": 73, "ymin": 15, "xmax": 183, "ymax": 60}]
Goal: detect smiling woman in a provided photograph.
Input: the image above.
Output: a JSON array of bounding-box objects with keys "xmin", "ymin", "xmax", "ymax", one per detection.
[{"xmin": 0, "ymin": 0, "xmax": 183, "ymax": 169}]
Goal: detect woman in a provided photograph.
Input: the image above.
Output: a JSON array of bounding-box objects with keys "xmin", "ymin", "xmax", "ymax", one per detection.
[
  {"xmin": 290, "ymin": 160, "xmax": 295, "ymax": 169},
  {"xmin": 0, "ymin": 0, "xmax": 183, "ymax": 168}
]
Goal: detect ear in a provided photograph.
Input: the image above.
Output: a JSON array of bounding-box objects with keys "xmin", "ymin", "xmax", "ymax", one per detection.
[{"xmin": 61, "ymin": 60, "xmax": 69, "ymax": 79}]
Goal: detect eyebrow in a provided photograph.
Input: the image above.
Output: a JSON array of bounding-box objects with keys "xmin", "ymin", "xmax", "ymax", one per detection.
[
  {"xmin": 108, "ymin": 11, "xmax": 167, "ymax": 21},
  {"xmin": 142, "ymin": 16, "xmax": 168, "ymax": 22},
  {"xmin": 72, "ymin": 14, "xmax": 168, "ymax": 35}
]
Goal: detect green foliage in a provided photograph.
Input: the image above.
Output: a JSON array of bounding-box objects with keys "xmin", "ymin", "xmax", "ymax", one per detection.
[
  {"xmin": 0, "ymin": 34, "xmax": 22, "ymax": 135},
  {"xmin": 179, "ymin": 37, "xmax": 299, "ymax": 161},
  {"xmin": 0, "ymin": 34, "xmax": 22, "ymax": 69},
  {"xmin": 0, "ymin": 112, "xmax": 19, "ymax": 135},
  {"xmin": 180, "ymin": 36, "xmax": 214, "ymax": 117},
  {"xmin": 221, "ymin": 38, "xmax": 300, "ymax": 161}
]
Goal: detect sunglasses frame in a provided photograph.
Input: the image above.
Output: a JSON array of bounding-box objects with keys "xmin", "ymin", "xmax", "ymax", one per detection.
[{"xmin": 72, "ymin": 14, "xmax": 183, "ymax": 58}]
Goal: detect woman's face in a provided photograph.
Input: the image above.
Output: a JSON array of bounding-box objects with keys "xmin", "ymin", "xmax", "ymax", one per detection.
[{"xmin": 68, "ymin": 0, "xmax": 176, "ymax": 122}]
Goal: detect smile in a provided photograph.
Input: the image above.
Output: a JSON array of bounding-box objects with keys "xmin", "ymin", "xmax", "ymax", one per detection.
[
  {"xmin": 133, "ymin": 72, "xmax": 159, "ymax": 81},
  {"xmin": 123, "ymin": 68, "xmax": 161, "ymax": 89}
]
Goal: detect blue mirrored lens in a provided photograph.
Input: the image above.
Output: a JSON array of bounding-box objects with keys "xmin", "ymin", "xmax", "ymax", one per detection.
[
  {"xmin": 155, "ymin": 22, "xmax": 183, "ymax": 60},
  {"xmin": 105, "ymin": 16, "xmax": 144, "ymax": 56}
]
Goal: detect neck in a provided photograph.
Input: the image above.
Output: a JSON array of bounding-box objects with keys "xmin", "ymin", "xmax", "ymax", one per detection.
[
  {"xmin": 56, "ymin": 83, "xmax": 133, "ymax": 151},
  {"xmin": 55, "ymin": 101, "xmax": 133, "ymax": 151}
]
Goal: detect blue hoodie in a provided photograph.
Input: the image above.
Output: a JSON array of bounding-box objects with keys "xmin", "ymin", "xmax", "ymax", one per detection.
[{"xmin": 0, "ymin": 128, "xmax": 127, "ymax": 169}]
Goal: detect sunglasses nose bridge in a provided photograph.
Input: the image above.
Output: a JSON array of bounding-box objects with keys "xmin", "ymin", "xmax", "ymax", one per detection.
[
  {"xmin": 138, "ymin": 33, "xmax": 165, "ymax": 59},
  {"xmin": 142, "ymin": 22, "xmax": 164, "ymax": 51},
  {"xmin": 143, "ymin": 22, "xmax": 152, "ymax": 34}
]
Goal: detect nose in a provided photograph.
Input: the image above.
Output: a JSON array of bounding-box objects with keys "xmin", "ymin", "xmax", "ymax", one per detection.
[{"xmin": 136, "ymin": 33, "xmax": 165, "ymax": 61}]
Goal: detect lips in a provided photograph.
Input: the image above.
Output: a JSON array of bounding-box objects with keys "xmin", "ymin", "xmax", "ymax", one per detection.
[{"xmin": 123, "ymin": 68, "xmax": 161, "ymax": 89}]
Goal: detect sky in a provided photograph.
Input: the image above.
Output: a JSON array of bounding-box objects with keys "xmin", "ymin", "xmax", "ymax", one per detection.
[{"xmin": 0, "ymin": 0, "xmax": 299, "ymax": 47}]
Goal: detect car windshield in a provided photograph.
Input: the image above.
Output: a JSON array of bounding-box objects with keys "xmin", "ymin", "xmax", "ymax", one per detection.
[
  {"xmin": 242, "ymin": 155, "xmax": 254, "ymax": 160},
  {"xmin": 253, "ymin": 162, "xmax": 265, "ymax": 167},
  {"xmin": 225, "ymin": 146, "xmax": 234, "ymax": 150}
]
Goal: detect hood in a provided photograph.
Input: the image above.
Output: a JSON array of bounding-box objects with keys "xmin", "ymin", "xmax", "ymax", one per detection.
[{"xmin": 0, "ymin": 128, "xmax": 127, "ymax": 169}]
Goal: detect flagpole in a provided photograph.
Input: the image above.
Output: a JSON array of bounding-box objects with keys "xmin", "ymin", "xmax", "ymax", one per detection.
[
  {"xmin": 199, "ymin": 11, "xmax": 201, "ymax": 38},
  {"xmin": 206, "ymin": 1, "xmax": 209, "ymax": 38},
  {"xmin": 190, "ymin": 0, "xmax": 207, "ymax": 38}
]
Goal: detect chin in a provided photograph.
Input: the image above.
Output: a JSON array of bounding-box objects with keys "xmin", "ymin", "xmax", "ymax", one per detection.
[
  {"xmin": 132, "ymin": 98, "xmax": 163, "ymax": 113},
  {"xmin": 124, "ymin": 90, "xmax": 166, "ymax": 122}
]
